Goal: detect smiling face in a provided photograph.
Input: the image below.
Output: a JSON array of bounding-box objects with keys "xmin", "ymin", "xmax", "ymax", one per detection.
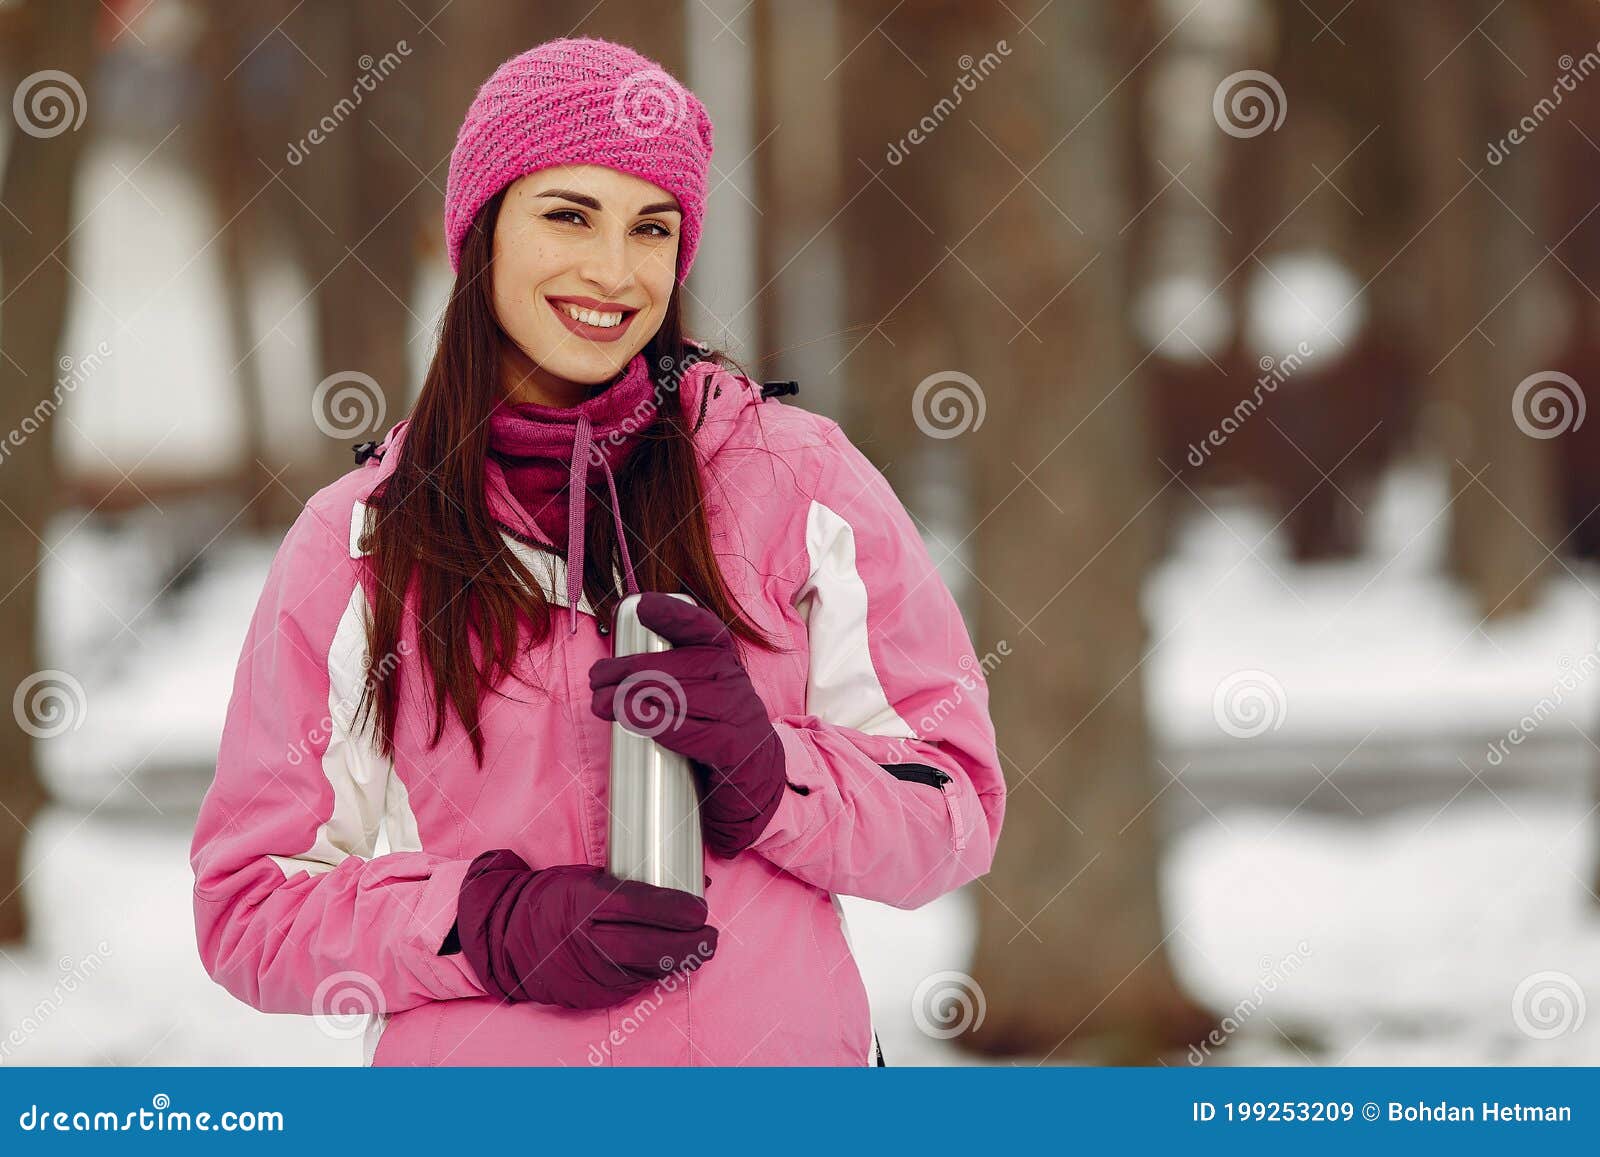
[{"xmin": 490, "ymin": 164, "xmax": 682, "ymax": 407}]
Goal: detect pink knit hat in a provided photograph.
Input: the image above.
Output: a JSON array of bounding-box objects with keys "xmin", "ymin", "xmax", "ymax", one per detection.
[{"xmin": 443, "ymin": 36, "xmax": 714, "ymax": 282}]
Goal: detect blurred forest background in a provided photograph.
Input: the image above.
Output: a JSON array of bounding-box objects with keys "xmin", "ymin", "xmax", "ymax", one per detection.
[{"xmin": 2, "ymin": 0, "xmax": 1599, "ymax": 1065}]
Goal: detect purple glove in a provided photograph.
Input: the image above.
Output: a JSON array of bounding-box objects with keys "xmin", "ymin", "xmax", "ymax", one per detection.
[
  {"xmin": 455, "ymin": 849, "xmax": 717, "ymax": 1009},
  {"xmin": 588, "ymin": 592, "xmax": 788, "ymax": 857}
]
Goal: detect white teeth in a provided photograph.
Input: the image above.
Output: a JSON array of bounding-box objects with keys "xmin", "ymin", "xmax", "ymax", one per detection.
[{"xmin": 559, "ymin": 302, "xmax": 625, "ymax": 328}]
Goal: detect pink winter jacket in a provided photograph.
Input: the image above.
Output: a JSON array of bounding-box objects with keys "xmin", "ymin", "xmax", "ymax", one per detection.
[{"xmin": 189, "ymin": 358, "xmax": 1006, "ymax": 1066}]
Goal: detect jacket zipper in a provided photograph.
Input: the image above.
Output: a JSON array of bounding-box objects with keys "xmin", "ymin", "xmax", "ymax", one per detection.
[{"xmin": 879, "ymin": 763, "xmax": 966, "ymax": 852}]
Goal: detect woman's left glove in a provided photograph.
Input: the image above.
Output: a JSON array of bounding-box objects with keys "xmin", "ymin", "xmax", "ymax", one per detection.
[{"xmin": 588, "ymin": 592, "xmax": 787, "ymax": 857}]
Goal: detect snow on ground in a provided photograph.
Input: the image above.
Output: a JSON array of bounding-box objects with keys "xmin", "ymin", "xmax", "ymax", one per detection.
[
  {"xmin": 1146, "ymin": 454, "xmax": 1600, "ymax": 751},
  {"xmin": 1161, "ymin": 794, "xmax": 1600, "ymax": 1066},
  {"xmin": 2, "ymin": 791, "xmax": 1593, "ymax": 1065},
  {"xmin": 0, "ymin": 809, "xmax": 354, "ymax": 1066},
  {"xmin": 35, "ymin": 519, "xmax": 278, "ymax": 811}
]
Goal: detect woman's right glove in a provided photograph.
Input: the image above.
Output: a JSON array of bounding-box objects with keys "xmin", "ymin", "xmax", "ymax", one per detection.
[{"xmin": 455, "ymin": 849, "xmax": 717, "ymax": 1009}]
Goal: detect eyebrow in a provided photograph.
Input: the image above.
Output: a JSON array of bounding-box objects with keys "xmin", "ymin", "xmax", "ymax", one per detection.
[{"xmin": 535, "ymin": 188, "xmax": 681, "ymax": 216}]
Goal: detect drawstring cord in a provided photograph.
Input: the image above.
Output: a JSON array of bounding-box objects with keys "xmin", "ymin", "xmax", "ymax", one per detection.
[{"xmin": 565, "ymin": 413, "xmax": 640, "ymax": 635}]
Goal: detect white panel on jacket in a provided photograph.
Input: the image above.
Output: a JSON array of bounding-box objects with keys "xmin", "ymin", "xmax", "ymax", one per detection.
[
  {"xmin": 267, "ymin": 582, "xmax": 395, "ymax": 879},
  {"xmin": 350, "ymin": 499, "xmax": 602, "ymax": 614},
  {"xmin": 796, "ymin": 499, "xmax": 916, "ymax": 738}
]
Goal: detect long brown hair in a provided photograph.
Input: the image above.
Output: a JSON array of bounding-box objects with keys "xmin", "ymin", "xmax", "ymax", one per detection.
[{"xmin": 356, "ymin": 184, "xmax": 780, "ymax": 768}]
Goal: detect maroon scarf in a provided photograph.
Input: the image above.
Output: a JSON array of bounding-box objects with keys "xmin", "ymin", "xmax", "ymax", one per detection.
[{"xmin": 486, "ymin": 352, "xmax": 658, "ymax": 632}]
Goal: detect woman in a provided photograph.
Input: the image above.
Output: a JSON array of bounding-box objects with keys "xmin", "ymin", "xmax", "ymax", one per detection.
[{"xmin": 190, "ymin": 35, "xmax": 1005, "ymax": 1066}]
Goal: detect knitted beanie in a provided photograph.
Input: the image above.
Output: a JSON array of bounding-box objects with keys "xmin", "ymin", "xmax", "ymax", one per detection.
[{"xmin": 444, "ymin": 36, "xmax": 714, "ymax": 282}]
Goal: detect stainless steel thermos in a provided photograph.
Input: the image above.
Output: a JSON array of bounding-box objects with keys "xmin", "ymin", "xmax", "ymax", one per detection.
[{"xmin": 605, "ymin": 592, "xmax": 704, "ymax": 897}]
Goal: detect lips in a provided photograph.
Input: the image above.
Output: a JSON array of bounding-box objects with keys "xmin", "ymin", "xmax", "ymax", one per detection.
[
  {"xmin": 546, "ymin": 296, "xmax": 639, "ymax": 343},
  {"xmin": 548, "ymin": 295, "xmax": 639, "ymax": 315}
]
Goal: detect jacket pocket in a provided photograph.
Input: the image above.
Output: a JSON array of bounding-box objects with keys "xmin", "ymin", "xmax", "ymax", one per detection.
[
  {"xmin": 879, "ymin": 763, "xmax": 966, "ymax": 852},
  {"xmin": 879, "ymin": 762, "xmax": 951, "ymax": 788}
]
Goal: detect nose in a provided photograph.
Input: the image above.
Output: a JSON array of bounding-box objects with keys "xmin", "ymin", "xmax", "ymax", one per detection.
[{"xmin": 577, "ymin": 220, "xmax": 635, "ymax": 297}]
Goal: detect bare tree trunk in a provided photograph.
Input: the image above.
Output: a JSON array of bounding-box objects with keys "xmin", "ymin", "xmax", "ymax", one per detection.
[
  {"xmin": 0, "ymin": 0, "xmax": 98, "ymax": 944},
  {"xmin": 834, "ymin": 0, "xmax": 966, "ymax": 495},
  {"xmin": 750, "ymin": 0, "xmax": 844, "ymax": 418},
  {"xmin": 276, "ymin": 3, "xmax": 428, "ymax": 496},
  {"xmin": 1406, "ymin": 0, "xmax": 1557, "ymax": 618},
  {"xmin": 197, "ymin": 9, "xmax": 275, "ymax": 531},
  {"xmin": 895, "ymin": 1, "xmax": 1212, "ymax": 1061},
  {"xmin": 581, "ymin": 4, "xmax": 687, "ymax": 69}
]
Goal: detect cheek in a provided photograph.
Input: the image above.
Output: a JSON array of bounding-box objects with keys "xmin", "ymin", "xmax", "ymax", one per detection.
[
  {"xmin": 641, "ymin": 259, "xmax": 677, "ymax": 308},
  {"xmin": 492, "ymin": 248, "xmax": 557, "ymax": 318}
]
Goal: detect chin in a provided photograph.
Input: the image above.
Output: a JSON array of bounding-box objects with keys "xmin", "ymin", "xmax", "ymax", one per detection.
[{"xmin": 543, "ymin": 350, "xmax": 631, "ymax": 384}]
